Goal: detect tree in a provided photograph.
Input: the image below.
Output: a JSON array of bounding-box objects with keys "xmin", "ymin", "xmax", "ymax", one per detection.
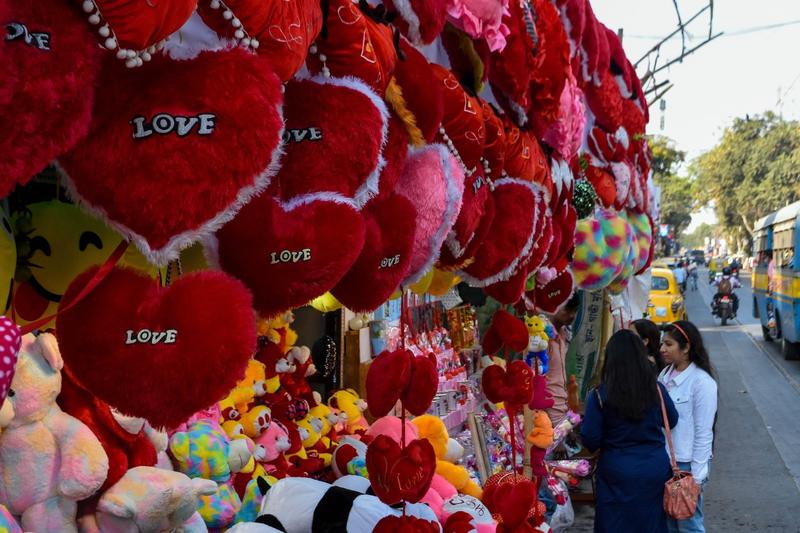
[
  {"xmin": 649, "ymin": 135, "xmax": 694, "ymax": 235},
  {"xmin": 692, "ymin": 112, "xmax": 800, "ymax": 241},
  {"xmin": 682, "ymin": 222, "xmax": 717, "ymax": 250}
]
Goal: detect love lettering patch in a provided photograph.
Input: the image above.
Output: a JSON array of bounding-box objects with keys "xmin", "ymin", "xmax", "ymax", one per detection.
[
  {"xmin": 131, "ymin": 113, "xmax": 216, "ymax": 139},
  {"xmin": 5, "ymin": 22, "xmax": 50, "ymax": 50}
]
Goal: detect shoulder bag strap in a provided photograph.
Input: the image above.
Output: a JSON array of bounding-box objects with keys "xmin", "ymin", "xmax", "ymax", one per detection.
[{"xmin": 657, "ymin": 385, "xmax": 679, "ymax": 475}]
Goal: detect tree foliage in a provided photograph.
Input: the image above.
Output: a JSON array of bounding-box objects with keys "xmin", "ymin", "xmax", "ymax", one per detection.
[
  {"xmin": 649, "ymin": 135, "xmax": 694, "ymax": 234},
  {"xmin": 682, "ymin": 222, "xmax": 718, "ymax": 250},
  {"xmin": 692, "ymin": 112, "xmax": 800, "ymax": 240}
]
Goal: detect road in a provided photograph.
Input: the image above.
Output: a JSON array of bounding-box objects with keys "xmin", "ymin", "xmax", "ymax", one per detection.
[{"xmin": 570, "ymin": 270, "xmax": 800, "ymax": 532}]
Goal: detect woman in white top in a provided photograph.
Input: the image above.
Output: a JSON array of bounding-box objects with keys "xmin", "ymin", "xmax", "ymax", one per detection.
[{"xmin": 658, "ymin": 320, "xmax": 718, "ymax": 533}]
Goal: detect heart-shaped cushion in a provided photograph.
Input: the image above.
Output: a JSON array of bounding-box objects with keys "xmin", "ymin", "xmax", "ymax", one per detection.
[
  {"xmin": 366, "ymin": 349, "xmax": 412, "ymax": 418},
  {"xmin": 459, "ymin": 178, "xmax": 541, "ymax": 287},
  {"xmin": 83, "ymin": 0, "xmax": 195, "ymax": 55},
  {"xmin": 488, "ymin": 0, "xmax": 534, "ymax": 123},
  {"xmin": 307, "ymin": 0, "xmax": 398, "ymax": 95},
  {"xmin": 0, "ymin": 317, "xmax": 21, "ymax": 403},
  {"xmin": 395, "ymin": 144, "xmax": 465, "ymax": 285},
  {"xmin": 374, "ymin": 515, "xmax": 441, "ymax": 533},
  {"xmin": 483, "ymin": 478, "xmax": 538, "ymax": 529},
  {"xmin": 481, "ymin": 309, "xmax": 529, "ymax": 355},
  {"xmin": 59, "ymin": 49, "xmax": 284, "ymax": 266},
  {"xmin": 216, "ymin": 193, "xmax": 366, "ymax": 318},
  {"xmin": 366, "ymin": 435, "xmax": 436, "ymax": 505},
  {"xmin": 384, "ymin": 0, "xmax": 447, "ymax": 45},
  {"xmin": 483, "ymin": 266, "xmax": 529, "ymax": 305},
  {"xmin": 394, "ymin": 39, "xmax": 444, "ymax": 144},
  {"xmin": 0, "ymin": 0, "xmax": 101, "ymax": 197},
  {"xmin": 402, "ymin": 353, "xmax": 438, "ymax": 416},
  {"xmin": 273, "ymin": 76, "xmax": 388, "ymax": 207},
  {"xmin": 439, "ymin": 170, "xmax": 494, "ymax": 267},
  {"xmin": 56, "ymin": 266, "xmax": 256, "ymax": 429},
  {"xmin": 197, "ymin": 0, "xmax": 322, "ymax": 81},
  {"xmin": 331, "ymin": 193, "xmax": 416, "ymax": 312},
  {"xmin": 481, "ymin": 103, "xmax": 507, "ymax": 182},
  {"xmin": 481, "ymin": 360, "xmax": 533, "ymax": 407},
  {"xmin": 534, "ymin": 268, "xmax": 575, "ymax": 314}
]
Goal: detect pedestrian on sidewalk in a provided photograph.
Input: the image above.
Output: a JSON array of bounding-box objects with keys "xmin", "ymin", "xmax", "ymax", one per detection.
[
  {"xmin": 658, "ymin": 321, "xmax": 718, "ymax": 533},
  {"xmin": 632, "ymin": 318, "xmax": 666, "ymax": 375},
  {"xmin": 581, "ymin": 330, "xmax": 678, "ymax": 533}
]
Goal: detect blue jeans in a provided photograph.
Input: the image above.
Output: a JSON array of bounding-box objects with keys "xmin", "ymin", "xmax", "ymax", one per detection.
[{"xmin": 666, "ymin": 462, "xmax": 706, "ymax": 533}]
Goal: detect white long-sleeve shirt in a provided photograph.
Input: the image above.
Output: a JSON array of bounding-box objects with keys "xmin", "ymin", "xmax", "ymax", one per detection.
[{"xmin": 658, "ymin": 363, "xmax": 718, "ymax": 482}]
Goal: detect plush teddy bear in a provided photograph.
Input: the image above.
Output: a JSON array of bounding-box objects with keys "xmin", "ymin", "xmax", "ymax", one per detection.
[
  {"xmin": 241, "ymin": 405, "xmax": 272, "ymax": 440},
  {"xmin": 308, "ymin": 397, "xmax": 342, "ymax": 450},
  {"xmin": 525, "ymin": 315, "xmax": 552, "ymax": 373},
  {"xmin": 282, "ymin": 346, "xmax": 316, "ymax": 402},
  {"xmin": 526, "ymin": 410, "xmax": 554, "ymax": 477},
  {"xmin": 412, "ymin": 415, "xmax": 482, "ymax": 499},
  {"xmin": 0, "ymin": 333, "xmax": 109, "ymax": 533},
  {"xmin": 253, "ymin": 419, "xmax": 292, "ymax": 479},
  {"xmin": 296, "ymin": 414, "xmax": 332, "ymax": 468},
  {"xmin": 328, "ymin": 389, "xmax": 369, "ymax": 434}
]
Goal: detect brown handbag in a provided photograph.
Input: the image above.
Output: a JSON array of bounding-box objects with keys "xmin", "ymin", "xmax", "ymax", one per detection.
[{"xmin": 657, "ymin": 386, "xmax": 701, "ymax": 520}]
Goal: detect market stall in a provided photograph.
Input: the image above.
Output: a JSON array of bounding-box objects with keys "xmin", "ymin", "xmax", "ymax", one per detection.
[{"xmin": 0, "ymin": 0, "xmax": 658, "ymax": 531}]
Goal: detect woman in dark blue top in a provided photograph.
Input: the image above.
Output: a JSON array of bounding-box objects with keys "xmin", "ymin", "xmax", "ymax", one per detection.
[{"xmin": 581, "ymin": 330, "xmax": 679, "ymax": 533}]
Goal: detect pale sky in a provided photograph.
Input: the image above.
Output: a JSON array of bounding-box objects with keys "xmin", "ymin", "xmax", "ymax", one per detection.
[{"xmin": 592, "ymin": 0, "xmax": 800, "ymax": 231}]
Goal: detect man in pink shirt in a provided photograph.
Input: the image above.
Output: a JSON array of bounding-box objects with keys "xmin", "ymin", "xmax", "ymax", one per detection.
[{"xmin": 546, "ymin": 294, "xmax": 580, "ymax": 425}]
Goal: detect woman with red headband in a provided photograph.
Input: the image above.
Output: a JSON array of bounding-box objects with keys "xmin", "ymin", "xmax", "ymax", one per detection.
[{"xmin": 658, "ymin": 320, "xmax": 718, "ymax": 533}]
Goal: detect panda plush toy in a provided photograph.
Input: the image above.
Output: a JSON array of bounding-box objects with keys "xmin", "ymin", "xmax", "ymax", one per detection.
[{"xmin": 254, "ymin": 477, "xmax": 441, "ymax": 532}]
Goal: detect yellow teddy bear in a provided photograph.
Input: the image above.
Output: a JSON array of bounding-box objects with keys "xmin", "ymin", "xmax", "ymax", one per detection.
[{"xmin": 328, "ymin": 389, "xmax": 369, "ymax": 434}]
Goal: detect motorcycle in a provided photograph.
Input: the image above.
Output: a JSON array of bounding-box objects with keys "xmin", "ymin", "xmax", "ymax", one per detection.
[{"xmin": 713, "ymin": 294, "xmax": 733, "ymax": 326}]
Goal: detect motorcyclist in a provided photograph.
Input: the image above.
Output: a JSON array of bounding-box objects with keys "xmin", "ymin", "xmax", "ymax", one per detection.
[{"xmin": 712, "ymin": 267, "xmax": 741, "ymax": 317}]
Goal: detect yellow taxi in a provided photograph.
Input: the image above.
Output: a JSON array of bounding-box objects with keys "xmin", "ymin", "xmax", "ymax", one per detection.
[{"xmin": 647, "ymin": 267, "xmax": 687, "ymax": 325}]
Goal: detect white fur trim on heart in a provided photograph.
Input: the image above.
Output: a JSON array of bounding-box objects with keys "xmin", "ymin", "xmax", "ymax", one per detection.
[{"xmin": 390, "ymin": 0, "xmax": 423, "ymax": 45}]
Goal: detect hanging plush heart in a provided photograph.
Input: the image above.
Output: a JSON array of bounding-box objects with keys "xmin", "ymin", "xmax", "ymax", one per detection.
[
  {"xmin": 215, "ymin": 193, "xmax": 366, "ymax": 318},
  {"xmin": 394, "ymin": 38, "xmax": 445, "ymax": 144},
  {"xmin": 59, "ymin": 49, "xmax": 284, "ymax": 266},
  {"xmin": 459, "ymin": 179, "xmax": 541, "ymax": 287},
  {"xmin": 197, "ymin": 0, "xmax": 322, "ymax": 81},
  {"xmin": 481, "ymin": 310, "xmax": 529, "ymax": 355},
  {"xmin": 366, "ymin": 435, "xmax": 436, "ymax": 505},
  {"xmin": 0, "ymin": 317, "xmax": 22, "ymax": 403},
  {"xmin": 55, "ymin": 267, "xmax": 256, "ymax": 429},
  {"xmin": 395, "ymin": 144, "xmax": 465, "ymax": 285},
  {"xmin": 553, "ymin": 199, "xmax": 578, "ymax": 264},
  {"xmin": 482, "ymin": 478, "xmax": 539, "ymax": 530},
  {"xmin": 535, "ymin": 268, "xmax": 575, "ymax": 314},
  {"xmin": 273, "ymin": 76, "xmax": 389, "ymax": 207},
  {"xmin": 374, "ymin": 515, "xmax": 440, "ymax": 533},
  {"xmin": 481, "ymin": 361, "xmax": 533, "ymax": 407},
  {"xmin": 384, "ymin": 0, "xmax": 447, "ymax": 45},
  {"xmin": 79, "ymin": 0, "xmax": 195, "ymax": 66},
  {"xmin": 377, "ymin": 113, "xmax": 412, "ymax": 198},
  {"xmin": 439, "ymin": 170, "xmax": 494, "ymax": 267},
  {"xmin": 402, "ymin": 353, "xmax": 438, "ymax": 416},
  {"xmin": 366, "ymin": 349, "xmax": 412, "ymax": 418},
  {"xmin": 307, "ymin": 0, "xmax": 398, "ymax": 95},
  {"xmin": 481, "ymin": 103, "xmax": 507, "ymax": 182},
  {"xmin": 0, "ymin": 0, "xmax": 101, "ymax": 197},
  {"xmin": 484, "ymin": 266, "xmax": 529, "ymax": 305},
  {"xmin": 331, "ymin": 193, "xmax": 416, "ymax": 312},
  {"xmin": 488, "ymin": 0, "xmax": 533, "ymax": 124}
]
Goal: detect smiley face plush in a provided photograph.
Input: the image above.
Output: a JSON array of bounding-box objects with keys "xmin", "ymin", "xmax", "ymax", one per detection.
[{"xmin": 12, "ymin": 201, "xmax": 156, "ymax": 329}]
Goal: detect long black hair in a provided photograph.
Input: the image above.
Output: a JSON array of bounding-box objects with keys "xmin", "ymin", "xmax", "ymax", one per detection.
[
  {"xmin": 632, "ymin": 319, "xmax": 666, "ymax": 372},
  {"xmin": 602, "ymin": 329, "xmax": 660, "ymax": 421},
  {"xmin": 663, "ymin": 320, "xmax": 716, "ymax": 380}
]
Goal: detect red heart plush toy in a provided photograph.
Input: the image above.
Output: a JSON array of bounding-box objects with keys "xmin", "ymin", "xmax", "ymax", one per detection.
[
  {"xmin": 481, "ymin": 310, "xmax": 530, "ymax": 355},
  {"xmin": 374, "ymin": 515, "xmax": 441, "ymax": 533},
  {"xmin": 216, "ymin": 193, "xmax": 366, "ymax": 318},
  {"xmin": 366, "ymin": 435, "xmax": 436, "ymax": 505},
  {"xmin": 483, "ymin": 478, "xmax": 539, "ymax": 532},
  {"xmin": 366, "ymin": 350, "xmax": 438, "ymax": 417},
  {"xmin": 56, "ymin": 266, "xmax": 256, "ymax": 429},
  {"xmin": 60, "ymin": 49, "xmax": 284, "ymax": 265},
  {"xmin": 481, "ymin": 361, "xmax": 533, "ymax": 407},
  {"xmin": 273, "ymin": 76, "xmax": 389, "ymax": 207},
  {"xmin": 0, "ymin": 0, "xmax": 101, "ymax": 197},
  {"xmin": 534, "ymin": 268, "xmax": 575, "ymax": 314}
]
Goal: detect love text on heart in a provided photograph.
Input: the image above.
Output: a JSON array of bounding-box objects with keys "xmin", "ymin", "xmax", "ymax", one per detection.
[
  {"xmin": 270, "ymin": 248, "xmax": 312, "ymax": 264},
  {"xmin": 131, "ymin": 113, "xmax": 216, "ymax": 139},
  {"xmin": 380, "ymin": 255, "xmax": 401, "ymax": 269},
  {"xmin": 6, "ymin": 22, "xmax": 50, "ymax": 51},
  {"xmin": 125, "ymin": 329, "xmax": 178, "ymax": 345},
  {"xmin": 282, "ymin": 127, "xmax": 323, "ymax": 144}
]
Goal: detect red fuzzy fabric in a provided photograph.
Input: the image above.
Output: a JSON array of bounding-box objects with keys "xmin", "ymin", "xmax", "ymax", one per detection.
[
  {"xmin": 60, "ymin": 49, "xmax": 284, "ymax": 265},
  {"xmin": 58, "ymin": 368, "xmax": 157, "ymax": 511},
  {"xmin": 529, "ymin": 374, "xmax": 554, "ymax": 410},
  {"xmin": 217, "ymin": 193, "xmax": 366, "ymax": 318},
  {"xmin": 484, "ymin": 264, "xmax": 529, "ymax": 305},
  {"xmin": 402, "ymin": 353, "xmax": 438, "ymax": 416},
  {"xmin": 439, "ymin": 169, "xmax": 493, "ymax": 266},
  {"xmin": 443, "ymin": 512, "xmax": 477, "ymax": 533},
  {"xmin": 442, "ymin": 27, "xmax": 491, "ymax": 88},
  {"xmin": 578, "ymin": 3, "xmax": 601, "ymax": 84},
  {"xmin": 332, "ymin": 193, "xmax": 416, "ymax": 311},
  {"xmin": 489, "ymin": 0, "xmax": 534, "ymax": 121},
  {"xmin": 394, "ymin": 39, "xmax": 445, "ymax": 143},
  {"xmin": 482, "ymin": 103, "xmax": 507, "ymax": 182},
  {"xmin": 534, "ymin": 268, "xmax": 574, "ymax": 314},
  {"xmin": 431, "ymin": 64, "xmax": 486, "ymax": 171},
  {"xmin": 584, "ymin": 70, "xmax": 625, "ymax": 133},
  {"xmin": 55, "ymin": 267, "xmax": 257, "ymax": 429},
  {"xmin": 554, "ymin": 200, "xmax": 577, "ymax": 263},
  {"xmin": 0, "ymin": 0, "xmax": 100, "ymax": 197},
  {"xmin": 197, "ymin": 0, "xmax": 322, "ymax": 81},
  {"xmin": 528, "ymin": 209, "xmax": 553, "ymax": 272},
  {"xmin": 585, "ymin": 165, "xmax": 617, "ymax": 209},
  {"xmin": 377, "ymin": 114, "xmax": 411, "ymax": 197},
  {"xmin": 504, "ymin": 127, "xmax": 552, "ymax": 196},
  {"xmin": 460, "ymin": 179, "xmax": 539, "ymax": 286},
  {"xmin": 562, "ymin": 0, "xmax": 586, "ymax": 52},
  {"xmin": 385, "ymin": 0, "xmax": 447, "ymax": 45},
  {"xmin": 90, "ymin": 0, "xmax": 194, "ymax": 51},
  {"xmin": 482, "ymin": 361, "xmax": 533, "ymax": 406},
  {"xmin": 482, "ymin": 479, "xmax": 539, "ymax": 531},
  {"xmin": 375, "ymin": 515, "xmax": 441, "ymax": 533},
  {"xmin": 366, "ymin": 349, "xmax": 412, "ymax": 418},
  {"xmin": 482, "ymin": 310, "xmax": 530, "ymax": 355},
  {"xmin": 274, "ymin": 76, "xmax": 388, "ymax": 206},
  {"xmin": 308, "ymin": 0, "xmax": 397, "ymax": 95},
  {"xmin": 367, "ymin": 435, "xmax": 436, "ymax": 505},
  {"xmin": 605, "ymin": 26, "xmax": 632, "ymax": 94}
]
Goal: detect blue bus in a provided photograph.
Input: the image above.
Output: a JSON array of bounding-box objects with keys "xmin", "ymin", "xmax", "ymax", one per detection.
[{"xmin": 752, "ymin": 201, "xmax": 800, "ymax": 360}]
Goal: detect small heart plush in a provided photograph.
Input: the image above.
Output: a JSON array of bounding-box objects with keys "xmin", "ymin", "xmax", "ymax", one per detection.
[
  {"xmin": 59, "ymin": 49, "xmax": 284, "ymax": 265},
  {"xmin": 481, "ymin": 310, "xmax": 529, "ymax": 355},
  {"xmin": 484, "ymin": 267, "xmax": 529, "ymax": 305},
  {"xmin": 273, "ymin": 76, "xmax": 389, "ymax": 206},
  {"xmin": 483, "ymin": 479, "xmax": 538, "ymax": 529},
  {"xmin": 197, "ymin": 0, "xmax": 322, "ymax": 81},
  {"xmin": 56, "ymin": 266, "xmax": 256, "ymax": 429},
  {"xmin": 366, "ymin": 349, "xmax": 412, "ymax": 418},
  {"xmin": 0, "ymin": 0, "xmax": 101, "ymax": 196},
  {"xmin": 0, "ymin": 317, "xmax": 22, "ymax": 402},
  {"xmin": 215, "ymin": 193, "xmax": 366, "ymax": 318},
  {"xmin": 459, "ymin": 178, "xmax": 541, "ymax": 287},
  {"xmin": 439, "ymin": 181, "xmax": 495, "ymax": 268},
  {"xmin": 481, "ymin": 361, "xmax": 533, "ymax": 407},
  {"xmin": 393, "ymin": 39, "xmax": 444, "ymax": 143},
  {"xmin": 332, "ymin": 193, "xmax": 416, "ymax": 311},
  {"xmin": 402, "ymin": 353, "xmax": 438, "ymax": 416},
  {"xmin": 366, "ymin": 435, "xmax": 436, "ymax": 505},
  {"xmin": 534, "ymin": 268, "xmax": 575, "ymax": 314},
  {"xmin": 374, "ymin": 515, "xmax": 441, "ymax": 533}
]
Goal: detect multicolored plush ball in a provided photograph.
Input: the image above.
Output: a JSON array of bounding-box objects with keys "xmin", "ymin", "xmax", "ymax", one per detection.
[
  {"xmin": 571, "ymin": 216, "xmax": 615, "ymax": 290},
  {"xmin": 572, "ymin": 179, "xmax": 597, "ymax": 219},
  {"xmin": 607, "ymin": 215, "xmax": 636, "ymax": 295},
  {"xmin": 627, "ymin": 211, "xmax": 654, "ymax": 273}
]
